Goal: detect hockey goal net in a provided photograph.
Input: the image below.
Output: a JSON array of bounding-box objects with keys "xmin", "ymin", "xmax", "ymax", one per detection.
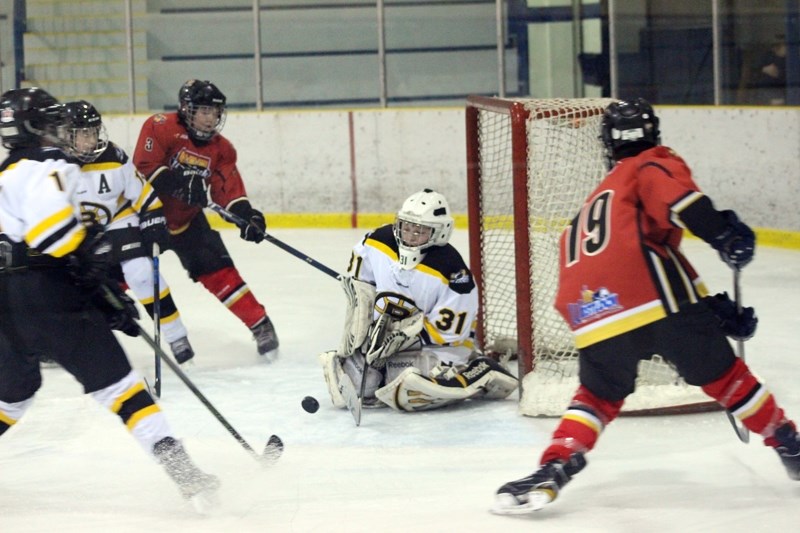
[{"xmin": 465, "ymin": 96, "xmax": 717, "ymax": 417}]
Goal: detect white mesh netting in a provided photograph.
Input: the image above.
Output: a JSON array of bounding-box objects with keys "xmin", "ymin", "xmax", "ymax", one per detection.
[{"xmin": 470, "ymin": 97, "xmax": 712, "ymax": 416}]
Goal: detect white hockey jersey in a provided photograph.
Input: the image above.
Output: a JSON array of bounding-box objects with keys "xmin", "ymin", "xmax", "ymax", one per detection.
[
  {"xmin": 347, "ymin": 224, "xmax": 478, "ymax": 359},
  {"xmin": 72, "ymin": 142, "xmax": 161, "ymax": 230},
  {"xmin": 0, "ymin": 147, "xmax": 86, "ymax": 257}
]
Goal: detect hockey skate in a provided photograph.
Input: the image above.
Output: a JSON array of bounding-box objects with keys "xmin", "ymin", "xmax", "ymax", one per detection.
[
  {"xmin": 251, "ymin": 316, "xmax": 279, "ymax": 359},
  {"xmin": 773, "ymin": 423, "xmax": 800, "ymax": 480},
  {"xmin": 170, "ymin": 336, "xmax": 195, "ymax": 365},
  {"xmin": 153, "ymin": 437, "xmax": 220, "ymax": 513},
  {"xmin": 491, "ymin": 453, "xmax": 586, "ymax": 515}
]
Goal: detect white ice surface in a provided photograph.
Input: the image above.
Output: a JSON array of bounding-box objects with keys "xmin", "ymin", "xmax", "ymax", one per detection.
[{"xmin": 2, "ymin": 229, "xmax": 798, "ymax": 532}]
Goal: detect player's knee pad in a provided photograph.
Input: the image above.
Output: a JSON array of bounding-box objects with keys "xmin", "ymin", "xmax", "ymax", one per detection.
[{"xmin": 376, "ymin": 356, "xmax": 518, "ymax": 412}]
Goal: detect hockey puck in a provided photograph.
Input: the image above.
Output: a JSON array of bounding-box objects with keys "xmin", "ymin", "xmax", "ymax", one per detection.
[{"xmin": 301, "ymin": 396, "xmax": 319, "ymax": 413}]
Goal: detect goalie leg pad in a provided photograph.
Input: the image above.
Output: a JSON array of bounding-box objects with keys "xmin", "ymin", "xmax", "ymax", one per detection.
[
  {"xmin": 376, "ymin": 356, "xmax": 519, "ymax": 412},
  {"xmin": 341, "ymin": 352, "xmax": 383, "ymax": 403},
  {"xmin": 319, "ymin": 350, "xmax": 347, "ymax": 408}
]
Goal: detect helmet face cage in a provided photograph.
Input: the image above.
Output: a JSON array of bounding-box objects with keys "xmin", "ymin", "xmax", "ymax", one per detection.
[
  {"xmin": 392, "ymin": 189, "xmax": 454, "ymax": 270},
  {"xmin": 0, "ymin": 88, "xmax": 63, "ymax": 150},
  {"xmin": 600, "ymin": 98, "xmax": 660, "ymax": 162},
  {"xmin": 61, "ymin": 100, "xmax": 108, "ymax": 162},
  {"xmin": 178, "ymin": 79, "xmax": 227, "ymax": 143}
]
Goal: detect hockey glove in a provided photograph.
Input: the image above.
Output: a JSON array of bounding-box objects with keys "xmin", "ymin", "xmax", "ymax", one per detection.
[
  {"xmin": 705, "ymin": 292, "xmax": 757, "ymax": 341},
  {"xmin": 69, "ymin": 225, "xmax": 114, "ymax": 291},
  {"xmin": 170, "ymin": 165, "xmax": 210, "ymax": 207},
  {"xmin": 139, "ymin": 207, "xmax": 169, "ymax": 253},
  {"xmin": 711, "ymin": 210, "xmax": 755, "ymax": 271},
  {"xmin": 230, "ymin": 202, "xmax": 266, "ymax": 243},
  {"xmin": 94, "ymin": 283, "xmax": 140, "ymax": 337},
  {"xmin": 365, "ymin": 312, "xmax": 424, "ymax": 366}
]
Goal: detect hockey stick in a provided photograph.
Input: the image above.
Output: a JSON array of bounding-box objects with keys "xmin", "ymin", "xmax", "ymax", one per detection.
[
  {"xmin": 725, "ymin": 269, "xmax": 750, "ymax": 444},
  {"xmin": 205, "ymin": 201, "xmax": 340, "ymax": 280},
  {"xmin": 100, "ymin": 284, "xmax": 285, "ymax": 465},
  {"xmin": 349, "ymin": 313, "xmax": 392, "ymax": 427},
  {"xmin": 152, "ymin": 243, "xmax": 162, "ymax": 398}
]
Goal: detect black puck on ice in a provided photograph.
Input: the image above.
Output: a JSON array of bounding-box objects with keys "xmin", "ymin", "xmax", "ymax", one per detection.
[{"xmin": 301, "ymin": 396, "xmax": 319, "ymax": 413}]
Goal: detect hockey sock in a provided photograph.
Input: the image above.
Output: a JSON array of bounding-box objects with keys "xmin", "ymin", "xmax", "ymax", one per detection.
[
  {"xmin": 197, "ymin": 266, "xmax": 266, "ymax": 328},
  {"xmin": 702, "ymin": 357, "xmax": 789, "ymax": 443},
  {"xmin": 540, "ymin": 385, "xmax": 623, "ymax": 465}
]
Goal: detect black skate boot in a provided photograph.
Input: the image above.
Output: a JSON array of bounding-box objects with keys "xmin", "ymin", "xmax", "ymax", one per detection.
[
  {"xmin": 154, "ymin": 437, "xmax": 220, "ymax": 512},
  {"xmin": 169, "ymin": 336, "xmax": 195, "ymax": 365},
  {"xmin": 773, "ymin": 423, "xmax": 800, "ymax": 480},
  {"xmin": 491, "ymin": 452, "xmax": 587, "ymax": 514},
  {"xmin": 251, "ymin": 316, "xmax": 279, "ymax": 359}
]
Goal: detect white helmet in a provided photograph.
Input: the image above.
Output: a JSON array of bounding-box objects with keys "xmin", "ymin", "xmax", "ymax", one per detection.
[{"xmin": 393, "ymin": 189, "xmax": 454, "ymax": 270}]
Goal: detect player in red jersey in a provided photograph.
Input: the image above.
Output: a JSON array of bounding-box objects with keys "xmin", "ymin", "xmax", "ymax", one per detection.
[
  {"xmin": 133, "ymin": 80, "xmax": 278, "ymax": 362},
  {"xmin": 492, "ymin": 98, "xmax": 800, "ymax": 514}
]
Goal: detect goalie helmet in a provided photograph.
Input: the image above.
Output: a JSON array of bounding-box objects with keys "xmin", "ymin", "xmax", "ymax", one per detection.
[
  {"xmin": 0, "ymin": 87, "xmax": 63, "ymax": 150},
  {"xmin": 61, "ymin": 100, "xmax": 109, "ymax": 162},
  {"xmin": 178, "ymin": 79, "xmax": 227, "ymax": 143},
  {"xmin": 393, "ymin": 188, "xmax": 454, "ymax": 270},
  {"xmin": 600, "ymin": 98, "xmax": 660, "ymax": 165}
]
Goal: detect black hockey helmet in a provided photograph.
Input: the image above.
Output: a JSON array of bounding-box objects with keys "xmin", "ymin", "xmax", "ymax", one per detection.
[
  {"xmin": 62, "ymin": 100, "xmax": 108, "ymax": 162},
  {"xmin": 0, "ymin": 87, "xmax": 63, "ymax": 150},
  {"xmin": 600, "ymin": 98, "xmax": 660, "ymax": 164},
  {"xmin": 177, "ymin": 79, "xmax": 227, "ymax": 143}
]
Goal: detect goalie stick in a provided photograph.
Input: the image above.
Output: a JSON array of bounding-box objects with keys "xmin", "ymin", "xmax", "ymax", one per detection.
[
  {"xmin": 100, "ymin": 284, "xmax": 284, "ymax": 465},
  {"xmin": 205, "ymin": 201, "xmax": 341, "ymax": 280},
  {"xmin": 725, "ymin": 270, "xmax": 750, "ymax": 444}
]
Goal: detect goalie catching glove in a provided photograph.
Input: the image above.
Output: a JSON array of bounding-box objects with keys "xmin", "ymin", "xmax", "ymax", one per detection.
[{"xmin": 365, "ymin": 312, "xmax": 424, "ymax": 366}]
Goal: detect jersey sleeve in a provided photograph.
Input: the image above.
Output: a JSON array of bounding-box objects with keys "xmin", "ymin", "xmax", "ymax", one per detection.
[
  {"xmin": 132, "ymin": 115, "xmax": 170, "ymax": 179},
  {"xmin": 14, "ymin": 160, "xmax": 87, "ymax": 258},
  {"xmin": 209, "ymin": 141, "xmax": 249, "ymax": 210},
  {"xmin": 347, "ymin": 231, "xmax": 377, "ymax": 285}
]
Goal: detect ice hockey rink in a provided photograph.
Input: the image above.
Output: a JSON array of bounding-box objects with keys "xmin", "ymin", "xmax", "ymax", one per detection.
[{"xmin": 1, "ymin": 227, "xmax": 797, "ymax": 532}]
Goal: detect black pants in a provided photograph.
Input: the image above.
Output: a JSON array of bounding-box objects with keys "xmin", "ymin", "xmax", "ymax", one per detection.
[
  {"xmin": 166, "ymin": 215, "xmax": 234, "ymax": 280},
  {"xmin": 0, "ymin": 269, "xmax": 132, "ymax": 402},
  {"xmin": 579, "ymin": 302, "xmax": 737, "ymax": 402}
]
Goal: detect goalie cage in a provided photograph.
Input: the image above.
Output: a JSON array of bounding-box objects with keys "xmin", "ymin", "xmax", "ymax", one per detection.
[{"xmin": 465, "ymin": 95, "xmax": 719, "ymax": 417}]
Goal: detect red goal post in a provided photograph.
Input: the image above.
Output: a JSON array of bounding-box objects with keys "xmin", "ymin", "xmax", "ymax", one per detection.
[{"xmin": 465, "ymin": 95, "xmax": 719, "ymax": 417}]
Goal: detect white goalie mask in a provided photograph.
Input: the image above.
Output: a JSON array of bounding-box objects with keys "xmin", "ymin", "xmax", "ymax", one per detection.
[{"xmin": 393, "ymin": 189, "xmax": 454, "ymax": 270}]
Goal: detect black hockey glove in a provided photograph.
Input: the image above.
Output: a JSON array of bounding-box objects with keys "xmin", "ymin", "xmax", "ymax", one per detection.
[
  {"xmin": 139, "ymin": 207, "xmax": 169, "ymax": 253},
  {"xmin": 705, "ymin": 292, "xmax": 757, "ymax": 341},
  {"xmin": 94, "ymin": 283, "xmax": 140, "ymax": 337},
  {"xmin": 173, "ymin": 165, "xmax": 210, "ymax": 207},
  {"xmin": 230, "ymin": 202, "xmax": 266, "ymax": 243},
  {"xmin": 710, "ymin": 210, "xmax": 755, "ymax": 271},
  {"xmin": 69, "ymin": 225, "xmax": 114, "ymax": 291}
]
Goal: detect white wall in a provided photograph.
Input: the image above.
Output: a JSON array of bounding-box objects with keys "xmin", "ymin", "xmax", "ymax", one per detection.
[{"xmin": 3, "ymin": 105, "xmax": 798, "ymax": 232}]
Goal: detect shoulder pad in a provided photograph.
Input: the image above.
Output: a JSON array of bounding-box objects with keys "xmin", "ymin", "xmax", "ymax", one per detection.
[{"xmin": 421, "ymin": 245, "xmax": 476, "ymax": 294}]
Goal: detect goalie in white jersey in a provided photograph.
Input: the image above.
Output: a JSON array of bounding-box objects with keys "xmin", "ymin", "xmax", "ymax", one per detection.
[
  {"xmin": 61, "ymin": 100, "xmax": 194, "ymax": 363},
  {"xmin": 320, "ymin": 189, "xmax": 517, "ymax": 412}
]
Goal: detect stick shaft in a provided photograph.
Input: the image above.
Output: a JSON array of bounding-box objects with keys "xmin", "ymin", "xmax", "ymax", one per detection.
[{"xmin": 206, "ymin": 202, "xmax": 340, "ymax": 280}]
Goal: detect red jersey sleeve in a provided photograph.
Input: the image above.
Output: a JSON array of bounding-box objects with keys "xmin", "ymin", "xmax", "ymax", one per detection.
[
  {"xmin": 208, "ymin": 138, "xmax": 249, "ymax": 209},
  {"xmin": 133, "ymin": 114, "xmax": 173, "ymax": 178}
]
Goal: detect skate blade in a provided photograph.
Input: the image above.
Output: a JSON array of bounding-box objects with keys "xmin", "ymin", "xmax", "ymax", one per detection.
[
  {"xmin": 260, "ymin": 348, "xmax": 280, "ymax": 363},
  {"xmin": 189, "ymin": 488, "xmax": 220, "ymax": 516},
  {"xmin": 490, "ymin": 490, "xmax": 553, "ymax": 515}
]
